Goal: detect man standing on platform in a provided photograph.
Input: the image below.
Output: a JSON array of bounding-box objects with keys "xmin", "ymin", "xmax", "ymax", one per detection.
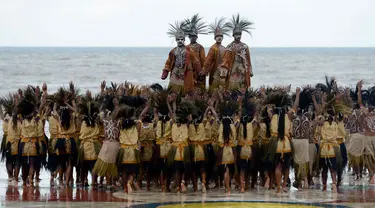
[
  {"xmin": 161, "ymin": 21, "xmax": 201, "ymax": 94},
  {"xmin": 203, "ymin": 17, "xmax": 230, "ymax": 91},
  {"xmin": 220, "ymin": 14, "xmax": 254, "ymax": 90},
  {"xmin": 185, "ymin": 14, "xmax": 207, "ymax": 90}
]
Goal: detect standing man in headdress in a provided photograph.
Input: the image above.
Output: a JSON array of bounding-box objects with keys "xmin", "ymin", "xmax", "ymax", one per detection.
[
  {"xmin": 161, "ymin": 21, "xmax": 202, "ymax": 94},
  {"xmin": 185, "ymin": 14, "xmax": 207, "ymax": 90},
  {"xmin": 220, "ymin": 14, "xmax": 254, "ymax": 90},
  {"xmin": 203, "ymin": 17, "xmax": 230, "ymax": 91}
]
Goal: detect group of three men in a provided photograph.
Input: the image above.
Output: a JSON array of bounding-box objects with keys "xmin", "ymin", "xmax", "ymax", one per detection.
[{"xmin": 160, "ymin": 14, "xmax": 254, "ymax": 93}]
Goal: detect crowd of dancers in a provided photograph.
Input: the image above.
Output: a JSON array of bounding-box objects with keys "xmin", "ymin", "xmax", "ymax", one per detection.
[{"xmin": 1, "ymin": 77, "xmax": 375, "ymax": 194}]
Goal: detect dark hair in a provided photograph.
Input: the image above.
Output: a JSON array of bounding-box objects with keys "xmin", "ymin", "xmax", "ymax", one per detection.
[
  {"xmin": 103, "ymin": 95, "xmax": 115, "ymax": 112},
  {"xmin": 261, "ymin": 107, "xmax": 271, "ymax": 138},
  {"xmin": 222, "ymin": 117, "xmax": 232, "ymax": 144},
  {"xmin": 277, "ymin": 108, "xmax": 286, "ymax": 140},
  {"xmin": 60, "ymin": 108, "xmax": 71, "ymax": 130},
  {"xmin": 121, "ymin": 118, "xmax": 136, "ymax": 130},
  {"xmin": 241, "ymin": 116, "xmax": 249, "ymax": 139},
  {"xmin": 338, "ymin": 112, "xmax": 344, "ymax": 122},
  {"xmin": 142, "ymin": 113, "xmax": 153, "ymax": 123}
]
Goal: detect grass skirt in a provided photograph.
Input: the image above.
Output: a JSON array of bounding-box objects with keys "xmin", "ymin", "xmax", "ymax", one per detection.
[
  {"xmin": 119, "ymin": 164, "xmax": 139, "ymax": 175},
  {"xmin": 364, "ymin": 136, "xmax": 375, "ymax": 174},
  {"xmin": 167, "ymin": 146, "xmax": 191, "ymax": 177},
  {"xmin": 93, "ymin": 158, "xmax": 118, "ymax": 177},
  {"xmin": 47, "ymin": 153, "xmax": 58, "ymax": 173},
  {"xmin": 317, "ymin": 145, "xmax": 342, "ymax": 172},
  {"xmin": 5, "ymin": 154, "xmax": 19, "ymax": 167}
]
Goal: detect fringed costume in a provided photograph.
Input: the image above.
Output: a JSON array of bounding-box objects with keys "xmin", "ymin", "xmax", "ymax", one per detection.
[
  {"xmin": 162, "ymin": 22, "xmax": 201, "ymax": 94},
  {"xmin": 204, "ymin": 17, "xmax": 230, "ymax": 90},
  {"xmin": 185, "ymin": 14, "xmax": 207, "ymax": 90},
  {"xmin": 93, "ymin": 119, "xmax": 120, "ymax": 178},
  {"xmin": 220, "ymin": 14, "xmax": 254, "ymax": 90}
]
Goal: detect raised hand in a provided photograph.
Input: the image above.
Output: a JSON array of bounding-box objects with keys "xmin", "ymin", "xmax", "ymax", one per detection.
[
  {"xmin": 101, "ymin": 81, "xmax": 106, "ymax": 91},
  {"xmin": 42, "ymin": 82, "xmax": 47, "ymax": 92}
]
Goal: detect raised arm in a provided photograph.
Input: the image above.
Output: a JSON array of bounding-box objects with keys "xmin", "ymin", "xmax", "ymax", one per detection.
[
  {"xmin": 357, "ymin": 80, "xmax": 364, "ymax": 108},
  {"xmin": 312, "ymin": 92, "xmax": 321, "ymax": 115},
  {"xmin": 139, "ymin": 103, "xmax": 150, "ymax": 121}
]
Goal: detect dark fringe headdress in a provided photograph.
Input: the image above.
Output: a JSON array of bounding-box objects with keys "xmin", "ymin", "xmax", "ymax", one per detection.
[
  {"xmin": 151, "ymin": 87, "xmax": 169, "ymax": 117},
  {"xmin": 316, "ymin": 76, "xmax": 351, "ymax": 116},
  {"xmin": 192, "ymin": 98, "xmax": 207, "ymax": 123},
  {"xmin": 225, "ymin": 13, "xmax": 254, "ymax": 36},
  {"xmin": 176, "ymin": 100, "xmax": 195, "ymax": 124},
  {"xmin": 292, "ymin": 86, "xmax": 313, "ymax": 113},
  {"xmin": 184, "ymin": 13, "xmax": 207, "ymax": 36},
  {"xmin": 17, "ymin": 86, "xmax": 37, "ymax": 119},
  {"xmin": 115, "ymin": 105, "xmax": 135, "ymax": 130},
  {"xmin": 0, "ymin": 93, "xmax": 15, "ymax": 117},
  {"xmin": 78, "ymin": 92, "xmax": 99, "ymax": 127}
]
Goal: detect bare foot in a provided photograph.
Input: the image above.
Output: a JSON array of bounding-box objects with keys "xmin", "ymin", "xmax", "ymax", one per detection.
[
  {"xmin": 127, "ymin": 182, "xmax": 133, "ymax": 194},
  {"xmin": 181, "ymin": 183, "xmax": 187, "ymax": 193},
  {"xmin": 264, "ymin": 178, "xmax": 270, "ymax": 189},
  {"xmin": 322, "ymin": 184, "xmax": 327, "ymax": 191},
  {"xmin": 202, "ymin": 183, "xmax": 206, "ymax": 193},
  {"xmin": 369, "ymin": 175, "xmax": 375, "ymax": 184},
  {"xmin": 332, "ymin": 184, "xmax": 337, "ymax": 193}
]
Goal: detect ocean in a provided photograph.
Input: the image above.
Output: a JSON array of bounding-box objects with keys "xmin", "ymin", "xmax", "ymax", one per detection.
[{"xmin": 0, "ymin": 47, "xmax": 374, "ymax": 181}]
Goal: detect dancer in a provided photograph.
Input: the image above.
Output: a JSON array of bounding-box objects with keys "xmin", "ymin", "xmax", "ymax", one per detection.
[
  {"xmin": 237, "ymin": 97, "xmax": 257, "ymax": 193},
  {"xmin": 53, "ymin": 86, "xmax": 78, "ymax": 187},
  {"xmin": 346, "ymin": 83, "xmax": 366, "ymax": 180},
  {"xmin": 291, "ymin": 87, "xmax": 312, "ymax": 190},
  {"xmin": 0, "ymin": 94, "xmax": 21, "ymax": 183},
  {"xmin": 221, "ymin": 14, "xmax": 254, "ymax": 90},
  {"xmin": 138, "ymin": 104, "xmax": 155, "ymax": 191},
  {"xmin": 185, "ymin": 13, "xmax": 207, "ymax": 90},
  {"xmin": 92, "ymin": 82, "xmax": 121, "ymax": 190},
  {"xmin": 161, "ymin": 21, "xmax": 201, "ymax": 94},
  {"xmin": 18, "ymin": 86, "xmax": 46, "ymax": 187},
  {"xmin": 167, "ymin": 98, "xmax": 191, "ymax": 193},
  {"xmin": 264, "ymin": 87, "xmax": 299, "ymax": 193},
  {"xmin": 217, "ymin": 98, "xmax": 239, "ymax": 193},
  {"xmin": 358, "ymin": 80, "xmax": 375, "ymax": 184},
  {"xmin": 204, "ymin": 18, "xmax": 230, "ymax": 91},
  {"xmin": 77, "ymin": 91, "xmax": 101, "ymax": 188}
]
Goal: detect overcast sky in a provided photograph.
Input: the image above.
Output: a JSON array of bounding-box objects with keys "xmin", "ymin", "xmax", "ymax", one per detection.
[{"xmin": 0, "ymin": 0, "xmax": 374, "ymax": 47}]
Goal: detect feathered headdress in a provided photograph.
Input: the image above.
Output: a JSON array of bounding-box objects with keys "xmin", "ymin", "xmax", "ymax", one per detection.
[
  {"xmin": 241, "ymin": 91, "xmax": 257, "ymax": 121},
  {"xmin": 118, "ymin": 96, "xmax": 146, "ymax": 109},
  {"xmin": 225, "ymin": 13, "xmax": 254, "ymax": 35},
  {"xmin": 292, "ymin": 86, "xmax": 313, "ymax": 112},
  {"xmin": 150, "ymin": 83, "xmax": 164, "ymax": 92},
  {"xmin": 264, "ymin": 90, "xmax": 293, "ymax": 109},
  {"xmin": 192, "ymin": 98, "xmax": 207, "ymax": 122},
  {"xmin": 78, "ymin": 92, "xmax": 100, "ymax": 127},
  {"xmin": 0, "ymin": 93, "xmax": 15, "ymax": 116},
  {"xmin": 349, "ymin": 86, "xmax": 369, "ymax": 107},
  {"xmin": 17, "ymin": 86, "xmax": 37, "ymax": 118},
  {"xmin": 167, "ymin": 21, "xmax": 188, "ymax": 39},
  {"xmin": 151, "ymin": 88, "xmax": 169, "ymax": 116},
  {"xmin": 208, "ymin": 17, "xmax": 230, "ymax": 37},
  {"xmin": 106, "ymin": 82, "xmax": 120, "ymax": 96},
  {"xmin": 184, "ymin": 13, "xmax": 207, "ymax": 36},
  {"xmin": 176, "ymin": 100, "xmax": 195, "ymax": 123},
  {"xmin": 218, "ymin": 99, "xmax": 239, "ymax": 118}
]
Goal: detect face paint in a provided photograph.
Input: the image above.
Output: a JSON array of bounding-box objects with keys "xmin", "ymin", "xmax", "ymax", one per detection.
[
  {"xmin": 189, "ymin": 35, "xmax": 198, "ymax": 43},
  {"xmin": 215, "ymin": 35, "xmax": 223, "ymax": 44},
  {"xmin": 233, "ymin": 33, "xmax": 242, "ymax": 41},
  {"xmin": 176, "ymin": 37, "xmax": 185, "ymax": 47}
]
